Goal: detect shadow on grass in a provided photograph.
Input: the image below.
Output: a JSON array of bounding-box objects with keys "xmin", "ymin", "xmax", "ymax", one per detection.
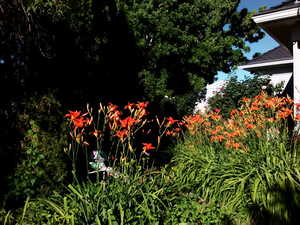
[{"xmin": 248, "ymin": 185, "xmax": 300, "ymax": 225}]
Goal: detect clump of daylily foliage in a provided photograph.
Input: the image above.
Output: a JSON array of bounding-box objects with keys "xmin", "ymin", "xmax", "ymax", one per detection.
[{"xmin": 172, "ymin": 92, "xmax": 300, "ymax": 225}]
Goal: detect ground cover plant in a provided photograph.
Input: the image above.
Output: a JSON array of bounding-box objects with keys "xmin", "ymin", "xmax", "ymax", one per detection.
[{"xmin": 1, "ymin": 93, "xmax": 300, "ymax": 225}]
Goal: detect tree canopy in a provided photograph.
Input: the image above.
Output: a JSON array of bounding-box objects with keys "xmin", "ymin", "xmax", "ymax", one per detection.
[{"xmin": 0, "ymin": 0, "xmax": 264, "ymax": 117}]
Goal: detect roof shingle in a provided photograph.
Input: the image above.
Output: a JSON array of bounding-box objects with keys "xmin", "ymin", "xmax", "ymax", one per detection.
[{"xmin": 243, "ymin": 46, "xmax": 292, "ymax": 66}]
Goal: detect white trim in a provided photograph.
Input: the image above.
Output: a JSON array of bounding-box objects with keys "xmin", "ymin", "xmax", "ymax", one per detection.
[
  {"xmin": 253, "ymin": 7, "xmax": 299, "ymax": 23},
  {"xmin": 239, "ymin": 59, "xmax": 293, "ymax": 70},
  {"xmin": 293, "ymin": 41, "xmax": 300, "ymax": 117}
]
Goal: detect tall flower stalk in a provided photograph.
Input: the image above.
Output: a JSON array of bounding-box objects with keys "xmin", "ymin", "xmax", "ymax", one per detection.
[{"xmin": 65, "ymin": 101, "xmax": 182, "ymax": 178}]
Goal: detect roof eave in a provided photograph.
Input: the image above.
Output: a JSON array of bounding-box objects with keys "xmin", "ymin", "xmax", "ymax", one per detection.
[
  {"xmin": 253, "ymin": 6, "xmax": 300, "ymax": 24},
  {"xmin": 239, "ymin": 59, "xmax": 293, "ymax": 72}
]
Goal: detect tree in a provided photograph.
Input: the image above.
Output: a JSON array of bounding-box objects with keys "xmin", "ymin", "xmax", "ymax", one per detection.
[
  {"xmin": 122, "ymin": 0, "xmax": 264, "ymax": 116},
  {"xmin": 0, "ymin": 0, "xmax": 264, "ymax": 117},
  {"xmin": 208, "ymin": 76, "xmax": 284, "ymax": 117}
]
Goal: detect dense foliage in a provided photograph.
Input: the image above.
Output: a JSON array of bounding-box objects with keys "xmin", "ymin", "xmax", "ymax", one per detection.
[
  {"xmin": 0, "ymin": 0, "xmax": 263, "ymax": 117},
  {"xmin": 4, "ymin": 93, "xmax": 69, "ymax": 205}
]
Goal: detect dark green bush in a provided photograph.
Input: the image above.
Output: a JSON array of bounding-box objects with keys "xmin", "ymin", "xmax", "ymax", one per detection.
[{"xmin": 5, "ymin": 93, "xmax": 69, "ymax": 203}]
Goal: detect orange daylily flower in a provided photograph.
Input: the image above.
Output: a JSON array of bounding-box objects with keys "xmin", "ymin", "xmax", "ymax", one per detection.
[
  {"xmin": 241, "ymin": 97, "xmax": 250, "ymax": 103},
  {"xmin": 124, "ymin": 102, "xmax": 135, "ymax": 110},
  {"xmin": 120, "ymin": 117, "xmax": 137, "ymax": 128},
  {"xmin": 115, "ymin": 129, "xmax": 128, "ymax": 139},
  {"xmin": 73, "ymin": 117, "xmax": 89, "ymax": 128},
  {"xmin": 184, "ymin": 114, "xmax": 205, "ymax": 124},
  {"xmin": 210, "ymin": 135, "xmax": 225, "ymax": 142},
  {"xmin": 65, "ymin": 110, "xmax": 81, "ymax": 121},
  {"xmin": 108, "ymin": 103, "xmax": 118, "ymax": 112},
  {"xmin": 166, "ymin": 117, "xmax": 179, "ymax": 126},
  {"xmin": 277, "ymin": 108, "xmax": 293, "ymax": 119},
  {"xmin": 110, "ymin": 110, "xmax": 122, "ymax": 119},
  {"xmin": 210, "ymin": 130, "xmax": 218, "ymax": 135},
  {"xmin": 246, "ymin": 123, "xmax": 256, "ymax": 129},
  {"xmin": 142, "ymin": 143, "xmax": 155, "ymax": 153},
  {"xmin": 210, "ymin": 114, "xmax": 221, "ymax": 121},
  {"xmin": 137, "ymin": 101, "xmax": 149, "ymax": 109},
  {"xmin": 250, "ymin": 106, "xmax": 260, "ymax": 111},
  {"xmin": 285, "ymin": 97, "xmax": 293, "ymax": 105},
  {"xmin": 295, "ymin": 103, "xmax": 300, "ymax": 110},
  {"xmin": 203, "ymin": 121, "xmax": 211, "ymax": 127},
  {"xmin": 215, "ymin": 126, "xmax": 223, "ymax": 131},
  {"xmin": 230, "ymin": 109, "xmax": 239, "ymax": 119},
  {"xmin": 232, "ymin": 142, "xmax": 241, "ymax": 150},
  {"xmin": 225, "ymin": 140, "xmax": 241, "ymax": 150},
  {"xmin": 166, "ymin": 130, "xmax": 174, "ymax": 136},
  {"xmin": 91, "ymin": 130, "xmax": 102, "ymax": 138}
]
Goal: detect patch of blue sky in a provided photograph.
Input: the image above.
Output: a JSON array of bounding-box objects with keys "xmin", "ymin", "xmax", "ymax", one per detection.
[{"xmin": 216, "ymin": 0, "xmax": 285, "ymax": 81}]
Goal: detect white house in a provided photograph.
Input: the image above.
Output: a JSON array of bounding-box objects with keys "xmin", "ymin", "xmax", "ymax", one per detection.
[
  {"xmin": 194, "ymin": 79, "xmax": 228, "ymax": 113},
  {"xmin": 239, "ymin": 0, "xmax": 300, "ymax": 116}
]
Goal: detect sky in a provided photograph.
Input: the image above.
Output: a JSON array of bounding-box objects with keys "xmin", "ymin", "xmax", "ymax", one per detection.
[{"xmin": 217, "ymin": 0, "xmax": 286, "ymax": 81}]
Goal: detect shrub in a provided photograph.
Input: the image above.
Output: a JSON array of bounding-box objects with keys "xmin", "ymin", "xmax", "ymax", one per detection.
[{"xmin": 5, "ymin": 93, "xmax": 69, "ymax": 203}]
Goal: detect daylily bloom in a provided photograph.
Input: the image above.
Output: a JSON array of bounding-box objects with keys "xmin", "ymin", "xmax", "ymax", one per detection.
[
  {"xmin": 114, "ymin": 129, "xmax": 128, "ymax": 140},
  {"xmin": 91, "ymin": 130, "xmax": 103, "ymax": 138},
  {"xmin": 73, "ymin": 117, "xmax": 89, "ymax": 128},
  {"xmin": 246, "ymin": 123, "xmax": 256, "ymax": 129},
  {"xmin": 232, "ymin": 142, "xmax": 241, "ymax": 150},
  {"xmin": 250, "ymin": 106, "xmax": 260, "ymax": 111},
  {"xmin": 166, "ymin": 116, "xmax": 178, "ymax": 126},
  {"xmin": 230, "ymin": 109, "xmax": 239, "ymax": 119},
  {"xmin": 203, "ymin": 121, "xmax": 211, "ymax": 127},
  {"xmin": 109, "ymin": 110, "xmax": 122, "ymax": 121},
  {"xmin": 210, "ymin": 130, "xmax": 218, "ymax": 135},
  {"xmin": 210, "ymin": 135, "xmax": 225, "ymax": 142},
  {"xmin": 120, "ymin": 117, "xmax": 136, "ymax": 128},
  {"xmin": 241, "ymin": 97, "xmax": 250, "ymax": 103},
  {"xmin": 65, "ymin": 110, "xmax": 81, "ymax": 121},
  {"xmin": 210, "ymin": 114, "xmax": 221, "ymax": 121},
  {"xmin": 277, "ymin": 108, "xmax": 293, "ymax": 119},
  {"xmin": 108, "ymin": 103, "xmax": 118, "ymax": 112},
  {"xmin": 137, "ymin": 101, "xmax": 149, "ymax": 109},
  {"xmin": 124, "ymin": 102, "xmax": 135, "ymax": 110},
  {"xmin": 142, "ymin": 143, "xmax": 155, "ymax": 153}
]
